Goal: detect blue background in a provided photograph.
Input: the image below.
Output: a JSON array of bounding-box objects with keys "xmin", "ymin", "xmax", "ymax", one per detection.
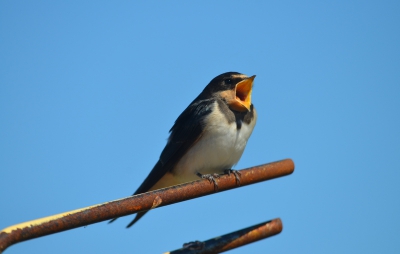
[{"xmin": 1, "ymin": 1, "xmax": 399, "ymax": 253}]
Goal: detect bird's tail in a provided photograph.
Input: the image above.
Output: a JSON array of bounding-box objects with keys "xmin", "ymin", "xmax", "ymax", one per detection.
[
  {"xmin": 108, "ymin": 211, "xmax": 148, "ymax": 227},
  {"xmin": 108, "ymin": 217, "xmax": 118, "ymax": 224},
  {"xmin": 108, "ymin": 160, "xmax": 166, "ymax": 227},
  {"xmin": 126, "ymin": 212, "xmax": 147, "ymax": 228}
]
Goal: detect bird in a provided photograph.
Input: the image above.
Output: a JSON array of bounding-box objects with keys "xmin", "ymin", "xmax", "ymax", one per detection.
[{"xmin": 110, "ymin": 72, "xmax": 257, "ymax": 228}]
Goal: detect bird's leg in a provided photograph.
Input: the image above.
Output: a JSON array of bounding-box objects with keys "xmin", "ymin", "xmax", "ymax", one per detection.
[
  {"xmin": 196, "ymin": 172, "xmax": 220, "ymax": 190},
  {"xmin": 224, "ymin": 169, "xmax": 242, "ymax": 186}
]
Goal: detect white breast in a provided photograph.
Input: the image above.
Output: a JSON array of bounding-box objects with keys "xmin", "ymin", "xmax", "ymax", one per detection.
[{"xmin": 172, "ymin": 101, "xmax": 256, "ymax": 183}]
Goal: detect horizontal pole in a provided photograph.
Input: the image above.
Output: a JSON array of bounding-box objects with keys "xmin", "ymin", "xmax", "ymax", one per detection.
[
  {"xmin": 0, "ymin": 159, "xmax": 294, "ymax": 252},
  {"xmin": 166, "ymin": 218, "xmax": 283, "ymax": 254}
]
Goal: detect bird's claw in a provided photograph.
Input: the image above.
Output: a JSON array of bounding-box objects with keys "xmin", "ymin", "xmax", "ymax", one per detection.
[
  {"xmin": 197, "ymin": 172, "xmax": 220, "ymax": 190},
  {"xmin": 224, "ymin": 169, "xmax": 241, "ymax": 185},
  {"xmin": 183, "ymin": 240, "xmax": 205, "ymax": 250}
]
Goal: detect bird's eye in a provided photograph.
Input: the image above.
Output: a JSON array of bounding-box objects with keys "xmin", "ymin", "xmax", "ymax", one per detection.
[{"xmin": 225, "ymin": 79, "xmax": 232, "ymax": 84}]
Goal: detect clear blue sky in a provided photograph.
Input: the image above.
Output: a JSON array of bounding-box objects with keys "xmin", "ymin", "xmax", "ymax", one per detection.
[{"xmin": 1, "ymin": 1, "xmax": 399, "ymax": 253}]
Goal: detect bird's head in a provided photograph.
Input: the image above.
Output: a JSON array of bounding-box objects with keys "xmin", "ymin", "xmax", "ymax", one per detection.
[{"xmin": 205, "ymin": 72, "xmax": 256, "ymax": 112}]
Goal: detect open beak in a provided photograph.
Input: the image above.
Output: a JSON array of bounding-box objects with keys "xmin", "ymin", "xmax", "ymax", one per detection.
[{"xmin": 229, "ymin": 75, "xmax": 255, "ymax": 112}]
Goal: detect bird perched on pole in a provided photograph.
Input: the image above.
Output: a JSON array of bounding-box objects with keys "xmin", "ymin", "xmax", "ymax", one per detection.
[{"xmin": 110, "ymin": 72, "xmax": 257, "ymax": 228}]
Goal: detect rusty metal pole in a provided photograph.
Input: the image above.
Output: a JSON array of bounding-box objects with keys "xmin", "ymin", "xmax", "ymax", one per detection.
[
  {"xmin": 0, "ymin": 159, "xmax": 294, "ymax": 252},
  {"xmin": 166, "ymin": 218, "xmax": 283, "ymax": 254}
]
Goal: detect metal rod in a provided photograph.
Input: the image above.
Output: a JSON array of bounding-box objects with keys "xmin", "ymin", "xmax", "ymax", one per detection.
[
  {"xmin": 165, "ymin": 218, "xmax": 283, "ymax": 254},
  {"xmin": 0, "ymin": 159, "xmax": 294, "ymax": 252}
]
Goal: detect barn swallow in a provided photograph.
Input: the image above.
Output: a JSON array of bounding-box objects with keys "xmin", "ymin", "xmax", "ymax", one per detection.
[{"xmin": 110, "ymin": 72, "xmax": 257, "ymax": 228}]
